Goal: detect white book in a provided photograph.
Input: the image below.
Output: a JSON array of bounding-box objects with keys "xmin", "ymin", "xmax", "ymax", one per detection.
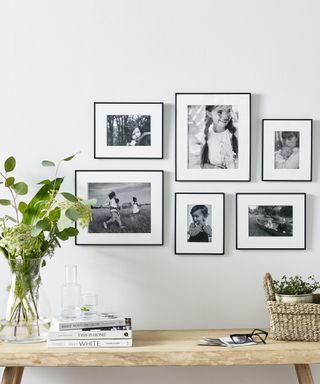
[
  {"xmin": 47, "ymin": 338, "xmax": 133, "ymax": 348},
  {"xmin": 57, "ymin": 316, "xmax": 130, "ymax": 331},
  {"xmin": 49, "ymin": 323, "xmax": 132, "ymax": 340}
]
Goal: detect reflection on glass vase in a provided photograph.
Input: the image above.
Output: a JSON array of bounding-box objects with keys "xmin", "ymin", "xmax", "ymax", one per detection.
[{"xmin": 0, "ymin": 257, "xmax": 51, "ymax": 343}]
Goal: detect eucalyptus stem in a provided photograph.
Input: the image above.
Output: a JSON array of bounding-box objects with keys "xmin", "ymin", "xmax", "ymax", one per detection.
[
  {"xmin": 9, "ymin": 301, "xmax": 19, "ymax": 322},
  {"xmin": 43, "ymin": 160, "xmax": 62, "ymax": 224},
  {"xmin": 14, "ymin": 303, "xmax": 21, "ymax": 337},
  {"xmin": 28, "ymin": 282, "xmax": 40, "ymax": 336},
  {"xmin": 8, "ymin": 188, "xmax": 19, "ymax": 224},
  {"xmin": 0, "ymin": 171, "xmax": 20, "ymax": 224}
]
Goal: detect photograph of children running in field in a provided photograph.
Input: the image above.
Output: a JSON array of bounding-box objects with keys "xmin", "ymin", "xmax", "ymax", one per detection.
[{"xmin": 88, "ymin": 182, "xmax": 151, "ymax": 233}]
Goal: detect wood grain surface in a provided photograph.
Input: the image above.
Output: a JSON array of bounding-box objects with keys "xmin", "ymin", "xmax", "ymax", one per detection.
[
  {"xmin": 295, "ymin": 364, "xmax": 314, "ymax": 384},
  {"xmin": 1, "ymin": 367, "xmax": 24, "ymax": 384},
  {"xmin": 0, "ymin": 330, "xmax": 320, "ymax": 368}
]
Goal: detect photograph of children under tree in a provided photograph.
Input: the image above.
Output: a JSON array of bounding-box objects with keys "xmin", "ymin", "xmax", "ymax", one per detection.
[{"xmin": 106, "ymin": 114, "xmax": 151, "ymax": 146}]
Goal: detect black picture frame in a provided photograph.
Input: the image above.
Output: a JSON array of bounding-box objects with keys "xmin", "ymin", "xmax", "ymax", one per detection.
[
  {"xmin": 236, "ymin": 193, "xmax": 306, "ymax": 250},
  {"xmin": 262, "ymin": 119, "xmax": 312, "ymax": 182},
  {"xmin": 175, "ymin": 92, "xmax": 251, "ymax": 182},
  {"xmin": 94, "ymin": 102, "xmax": 164, "ymax": 159},
  {"xmin": 175, "ymin": 192, "xmax": 225, "ymax": 255},
  {"xmin": 75, "ymin": 170, "xmax": 164, "ymax": 246}
]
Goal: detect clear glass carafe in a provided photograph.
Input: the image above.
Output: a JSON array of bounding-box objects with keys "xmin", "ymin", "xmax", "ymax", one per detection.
[{"xmin": 61, "ymin": 264, "xmax": 81, "ymax": 319}]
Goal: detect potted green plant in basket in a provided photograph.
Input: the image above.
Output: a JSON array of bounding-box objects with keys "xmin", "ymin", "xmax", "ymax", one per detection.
[
  {"xmin": 273, "ymin": 275, "xmax": 320, "ymax": 304},
  {"xmin": 0, "ymin": 154, "xmax": 96, "ymax": 343}
]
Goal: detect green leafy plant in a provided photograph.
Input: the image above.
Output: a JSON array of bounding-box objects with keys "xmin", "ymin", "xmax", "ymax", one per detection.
[
  {"xmin": 0, "ymin": 153, "xmax": 95, "ymax": 262},
  {"xmin": 273, "ymin": 275, "xmax": 320, "ymax": 295},
  {"xmin": 80, "ymin": 306, "xmax": 91, "ymax": 312},
  {"xmin": 0, "ymin": 154, "xmax": 96, "ymax": 339}
]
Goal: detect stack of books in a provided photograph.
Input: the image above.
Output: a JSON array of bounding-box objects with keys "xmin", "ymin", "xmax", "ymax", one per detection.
[{"xmin": 47, "ymin": 315, "xmax": 132, "ymax": 348}]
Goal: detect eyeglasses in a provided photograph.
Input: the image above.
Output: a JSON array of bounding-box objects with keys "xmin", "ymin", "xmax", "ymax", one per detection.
[{"xmin": 229, "ymin": 329, "xmax": 268, "ymax": 344}]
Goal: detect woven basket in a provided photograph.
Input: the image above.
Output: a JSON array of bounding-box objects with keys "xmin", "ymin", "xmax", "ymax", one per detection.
[{"xmin": 264, "ymin": 273, "xmax": 320, "ymax": 341}]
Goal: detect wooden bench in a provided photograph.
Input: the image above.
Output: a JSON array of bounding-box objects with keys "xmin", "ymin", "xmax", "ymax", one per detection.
[{"xmin": 0, "ymin": 329, "xmax": 318, "ymax": 384}]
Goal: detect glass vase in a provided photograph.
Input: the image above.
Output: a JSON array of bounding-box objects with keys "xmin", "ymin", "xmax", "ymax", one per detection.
[{"xmin": 0, "ymin": 257, "xmax": 51, "ymax": 343}]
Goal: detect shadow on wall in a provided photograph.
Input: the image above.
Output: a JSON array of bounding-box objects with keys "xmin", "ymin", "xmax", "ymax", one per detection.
[{"xmin": 20, "ymin": 365, "xmax": 298, "ymax": 384}]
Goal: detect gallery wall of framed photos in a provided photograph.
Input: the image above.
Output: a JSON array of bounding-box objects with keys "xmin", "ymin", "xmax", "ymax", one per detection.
[
  {"xmin": 4, "ymin": 3, "xmax": 319, "ymax": 383},
  {"xmin": 76, "ymin": 96, "xmax": 312, "ymax": 253}
]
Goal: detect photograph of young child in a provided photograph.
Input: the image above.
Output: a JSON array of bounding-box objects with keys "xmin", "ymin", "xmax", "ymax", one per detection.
[
  {"xmin": 187, "ymin": 204, "xmax": 212, "ymax": 243},
  {"xmin": 274, "ymin": 131, "xmax": 300, "ymax": 169},
  {"xmin": 188, "ymin": 105, "xmax": 239, "ymax": 170}
]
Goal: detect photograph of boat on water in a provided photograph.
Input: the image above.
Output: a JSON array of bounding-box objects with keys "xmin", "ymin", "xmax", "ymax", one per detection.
[
  {"xmin": 236, "ymin": 193, "xmax": 306, "ymax": 250},
  {"xmin": 248, "ymin": 205, "xmax": 293, "ymax": 237}
]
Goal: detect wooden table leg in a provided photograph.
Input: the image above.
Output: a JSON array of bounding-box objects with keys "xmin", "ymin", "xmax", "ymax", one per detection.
[
  {"xmin": 1, "ymin": 367, "xmax": 24, "ymax": 384},
  {"xmin": 294, "ymin": 364, "xmax": 314, "ymax": 384}
]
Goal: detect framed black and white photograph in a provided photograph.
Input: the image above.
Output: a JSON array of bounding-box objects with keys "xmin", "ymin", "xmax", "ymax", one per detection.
[
  {"xmin": 75, "ymin": 170, "xmax": 163, "ymax": 245},
  {"xmin": 236, "ymin": 193, "xmax": 306, "ymax": 250},
  {"xmin": 175, "ymin": 193, "xmax": 225, "ymax": 254},
  {"xmin": 175, "ymin": 93, "xmax": 251, "ymax": 181},
  {"xmin": 94, "ymin": 102, "xmax": 163, "ymax": 159},
  {"xmin": 262, "ymin": 119, "xmax": 312, "ymax": 181}
]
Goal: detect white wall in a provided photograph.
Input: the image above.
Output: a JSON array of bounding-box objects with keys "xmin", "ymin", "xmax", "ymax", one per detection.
[{"xmin": 0, "ymin": 0, "xmax": 319, "ymax": 382}]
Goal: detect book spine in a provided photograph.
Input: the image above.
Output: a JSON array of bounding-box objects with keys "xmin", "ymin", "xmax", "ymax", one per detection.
[
  {"xmin": 49, "ymin": 329, "xmax": 132, "ymax": 340},
  {"xmin": 47, "ymin": 338, "xmax": 132, "ymax": 348},
  {"xmin": 59, "ymin": 319, "xmax": 127, "ymax": 331}
]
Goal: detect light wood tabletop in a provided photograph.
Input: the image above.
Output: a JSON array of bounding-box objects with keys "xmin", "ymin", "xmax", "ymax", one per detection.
[{"xmin": 0, "ymin": 329, "xmax": 318, "ymax": 384}]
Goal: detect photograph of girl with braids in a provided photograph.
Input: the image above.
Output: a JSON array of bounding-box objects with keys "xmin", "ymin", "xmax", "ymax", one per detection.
[{"xmin": 188, "ymin": 105, "xmax": 239, "ymax": 169}]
